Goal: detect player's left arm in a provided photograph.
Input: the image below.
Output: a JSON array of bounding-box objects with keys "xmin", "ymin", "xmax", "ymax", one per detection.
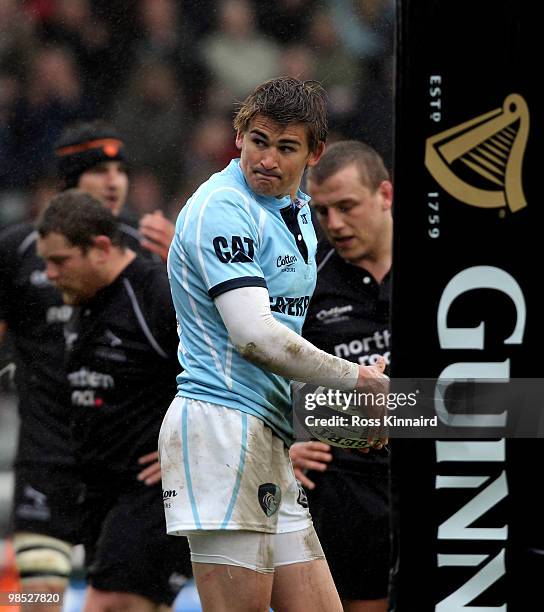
[{"xmin": 214, "ymin": 286, "xmax": 387, "ymax": 392}]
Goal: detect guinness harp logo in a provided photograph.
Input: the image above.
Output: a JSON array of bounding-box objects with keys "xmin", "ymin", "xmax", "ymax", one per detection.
[{"xmin": 425, "ymin": 94, "xmax": 529, "ymax": 213}]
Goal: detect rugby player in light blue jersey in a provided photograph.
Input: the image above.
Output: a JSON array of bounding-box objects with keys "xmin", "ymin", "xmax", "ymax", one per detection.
[{"xmin": 159, "ymin": 77, "xmax": 388, "ymax": 612}]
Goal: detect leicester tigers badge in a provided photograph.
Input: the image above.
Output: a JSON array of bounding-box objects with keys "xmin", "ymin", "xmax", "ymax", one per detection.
[{"xmin": 258, "ymin": 483, "xmax": 281, "ymax": 517}]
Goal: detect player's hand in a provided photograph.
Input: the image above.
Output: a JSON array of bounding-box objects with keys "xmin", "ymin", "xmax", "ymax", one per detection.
[
  {"xmin": 356, "ymin": 355, "xmax": 389, "ymax": 395},
  {"xmin": 137, "ymin": 450, "xmax": 161, "ymax": 486},
  {"xmin": 356, "ymin": 356, "xmax": 389, "ymax": 448},
  {"xmin": 139, "ymin": 210, "xmax": 175, "ymax": 262},
  {"xmin": 289, "ymin": 441, "xmax": 332, "ymax": 490},
  {"xmin": 369, "ymin": 438, "xmax": 388, "ymax": 451}
]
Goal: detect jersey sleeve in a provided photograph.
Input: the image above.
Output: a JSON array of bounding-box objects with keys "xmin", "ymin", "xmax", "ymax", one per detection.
[{"xmin": 185, "ymin": 191, "xmax": 267, "ymax": 299}]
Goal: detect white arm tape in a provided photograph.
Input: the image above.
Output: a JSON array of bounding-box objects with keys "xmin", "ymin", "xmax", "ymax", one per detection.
[{"xmin": 214, "ymin": 286, "xmax": 359, "ymax": 390}]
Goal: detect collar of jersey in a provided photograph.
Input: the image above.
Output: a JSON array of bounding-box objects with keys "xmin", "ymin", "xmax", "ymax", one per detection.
[
  {"xmin": 227, "ymin": 159, "xmax": 310, "ymax": 211},
  {"xmin": 82, "ymin": 256, "xmax": 140, "ymax": 310},
  {"xmin": 333, "ymin": 249, "xmax": 392, "ymax": 287}
]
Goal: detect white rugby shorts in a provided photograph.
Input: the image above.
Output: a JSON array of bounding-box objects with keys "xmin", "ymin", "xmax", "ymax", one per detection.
[{"xmin": 158, "ymin": 397, "xmax": 311, "ymax": 535}]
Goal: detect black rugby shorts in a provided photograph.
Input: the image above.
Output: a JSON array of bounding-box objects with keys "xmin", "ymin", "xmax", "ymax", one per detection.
[
  {"xmin": 307, "ymin": 466, "xmax": 391, "ymax": 600},
  {"xmin": 81, "ymin": 475, "xmax": 192, "ymax": 605},
  {"xmin": 12, "ymin": 463, "xmax": 83, "ymax": 544}
]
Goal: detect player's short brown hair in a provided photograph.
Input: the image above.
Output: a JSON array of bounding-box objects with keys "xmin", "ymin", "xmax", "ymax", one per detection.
[
  {"xmin": 308, "ymin": 140, "xmax": 389, "ymax": 191},
  {"xmin": 38, "ymin": 189, "xmax": 123, "ymax": 251},
  {"xmin": 233, "ymin": 77, "xmax": 328, "ymax": 153}
]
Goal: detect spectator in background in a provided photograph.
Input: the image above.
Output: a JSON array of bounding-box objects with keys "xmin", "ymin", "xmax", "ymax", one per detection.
[
  {"xmin": 37, "ymin": 0, "xmax": 138, "ymax": 114},
  {"xmin": 126, "ymin": 169, "xmax": 166, "ymax": 220},
  {"xmin": 0, "ymin": 73, "xmax": 20, "ymax": 193},
  {"xmin": 0, "ymin": 0, "xmax": 35, "ymax": 76},
  {"xmin": 327, "ymin": 0, "xmax": 395, "ymax": 61},
  {"xmin": 201, "ymin": 0, "xmax": 280, "ymax": 105},
  {"xmin": 182, "ymin": 115, "xmax": 237, "ymax": 191},
  {"xmin": 279, "ymin": 43, "xmax": 317, "ymax": 82},
  {"xmin": 0, "ymin": 68, "xmax": 57, "ymax": 224},
  {"xmin": 126, "ymin": 169, "xmax": 183, "ymax": 257},
  {"xmin": 9, "ymin": 46, "xmax": 92, "ymax": 187},
  {"xmin": 291, "ymin": 141, "xmax": 393, "ymax": 612},
  {"xmin": 136, "ymin": 0, "xmax": 184, "ymax": 60},
  {"xmin": 306, "ymin": 8, "xmax": 364, "ymax": 132},
  {"xmin": 254, "ymin": 0, "xmax": 315, "ymax": 44},
  {"xmin": 0, "ymin": 2, "xmax": 397, "ymax": 234},
  {"xmin": 111, "ymin": 60, "xmax": 186, "ymax": 199},
  {"xmin": 27, "ymin": 177, "xmax": 62, "ymax": 222},
  {"xmin": 327, "ymin": 0, "xmax": 395, "ymax": 167},
  {"xmin": 0, "ymin": 0, "xmax": 395, "ymax": 244},
  {"xmin": 134, "ymin": 0, "xmax": 208, "ymax": 111},
  {"xmin": 0, "ymin": 175, "xmax": 62, "ymax": 229},
  {"xmin": 38, "ymin": 0, "xmax": 113, "ymax": 112}
]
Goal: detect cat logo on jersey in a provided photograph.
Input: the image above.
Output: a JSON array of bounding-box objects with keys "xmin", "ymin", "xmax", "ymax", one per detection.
[
  {"xmin": 425, "ymin": 93, "xmax": 529, "ymax": 213},
  {"xmin": 213, "ymin": 235, "xmax": 255, "ymax": 263}
]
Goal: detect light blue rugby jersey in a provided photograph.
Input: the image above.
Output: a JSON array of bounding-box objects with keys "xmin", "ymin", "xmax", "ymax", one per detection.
[{"xmin": 167, "ymin": 159, "xmax": 317, "ymax": 446}]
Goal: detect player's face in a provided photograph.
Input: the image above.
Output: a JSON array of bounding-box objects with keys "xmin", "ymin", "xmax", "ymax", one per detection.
[
  {"xmin": 236, "ymin": 115, "xmax": 324, "ymax": 199},
  {"xmin": 37, "ymin": 232, "xmax": 102, "ymax": 305},
  {"xmin": 77, "ymin": 161, "xmax": 128, "ymax": 216},
  {"xmin": 308, "ymin": 164, "xmax": 393, "ymax": 266}
]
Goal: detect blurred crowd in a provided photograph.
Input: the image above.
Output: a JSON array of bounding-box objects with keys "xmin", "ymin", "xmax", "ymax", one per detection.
[{"xmin": 0, "ymin": 0, "xmax": 394, "ymax": 228}]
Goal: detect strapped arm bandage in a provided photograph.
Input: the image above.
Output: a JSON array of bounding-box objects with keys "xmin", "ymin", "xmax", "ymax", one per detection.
[{"xmin": 214, "ymin": 286, "xmax": 359, "ymax": 390}]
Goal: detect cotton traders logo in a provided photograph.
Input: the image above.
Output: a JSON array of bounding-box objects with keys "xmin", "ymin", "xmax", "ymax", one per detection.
[
  {"xmin": 277, "ymin": 254, "xmax": 298, "ymax": 268},
  {"xmin": 213, "ymin": 235, "xmax": 255, "ymax": 263},
  {"xmin": 277, "ymin": 254, "xmax": 298, "ymax": 273},
  {"xmin": 258, "ymin": 483, "xmax": 281, "ymax": 517},
  {"xmin": 316, "ymin": 305, "xmax": 353, "ymax": 323},
  {"xmin": 425, "ymin": 93, "xmax": 529, "ymax": 213}
]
